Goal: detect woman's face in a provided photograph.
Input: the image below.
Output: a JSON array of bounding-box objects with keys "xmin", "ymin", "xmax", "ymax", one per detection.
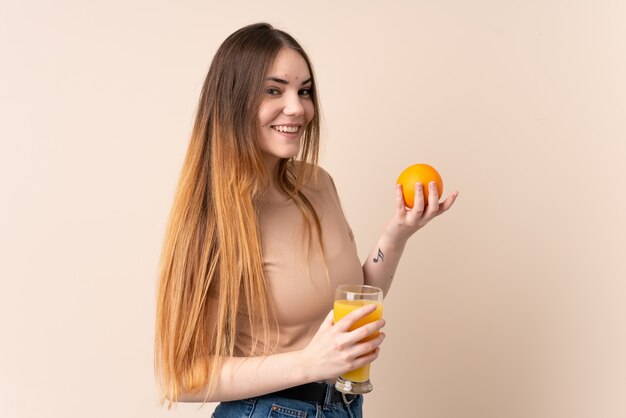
[{"xmin": 257, "ymin": 47, "xmax": 314, "ymax": 166}]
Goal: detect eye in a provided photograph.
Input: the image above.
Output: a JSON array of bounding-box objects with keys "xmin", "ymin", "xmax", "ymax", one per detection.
[
  {"xmin": 299, "ymin": 87, "xmax": 312, "ymax": 97},
  {"xmin": 266, "ymin": 87, "xmax": 281, "ymax": 96}
]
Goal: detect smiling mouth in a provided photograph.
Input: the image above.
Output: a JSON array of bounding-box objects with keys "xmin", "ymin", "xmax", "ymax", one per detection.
[{"xmin": 271, "ymin": 125, "xmax": 300, "ymax": 133}]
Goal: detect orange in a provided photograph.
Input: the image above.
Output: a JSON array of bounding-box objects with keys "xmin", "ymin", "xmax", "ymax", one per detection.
[{"xmin": 396, "ymin": 163, "xmax": 444, "ymax": 208}]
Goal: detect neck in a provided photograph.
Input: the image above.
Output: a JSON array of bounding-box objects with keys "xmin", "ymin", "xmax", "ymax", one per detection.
[
  {"xmin": 260, "ymin": 156, "xmax": 287, "ymax": 202},
  {"xmin": 262, "ymin": 152, "xmax": 280, "ymax": 175}
]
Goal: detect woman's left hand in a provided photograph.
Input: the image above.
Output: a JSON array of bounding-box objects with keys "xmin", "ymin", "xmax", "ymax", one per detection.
[{"xmin": 383, "ymin": 181, "xmax": 459, "ymax": 245}]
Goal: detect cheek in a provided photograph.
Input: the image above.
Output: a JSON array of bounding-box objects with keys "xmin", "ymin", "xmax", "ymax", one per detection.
[
  {"xmin": 305, "ymin": 101, "xmax": 315, "ymax": 122},
  {"xmin": 257, "ymin": 103, "xmax": 274, "ymax": 128}
]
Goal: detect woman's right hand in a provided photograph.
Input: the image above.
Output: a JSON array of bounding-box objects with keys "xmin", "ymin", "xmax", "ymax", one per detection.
[{"xmin": 299, "ymin": 304, "xmax": 386, "ymax": 382}]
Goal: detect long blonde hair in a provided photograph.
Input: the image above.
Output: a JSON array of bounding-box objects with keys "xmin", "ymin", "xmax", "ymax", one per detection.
[{"xmin": 154, "ymin": 23, "xmax": 323, "ymax": 405}]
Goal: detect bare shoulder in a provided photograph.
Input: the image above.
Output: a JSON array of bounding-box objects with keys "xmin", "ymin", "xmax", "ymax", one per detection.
[
  {"xmin": 311, "ymin": 165, "xmax": 335, "ymax": 192},
  {"xmin": 314, "ymin": 165, "xmax": 333, "ymax": 183},
  {"xmin": 289, "ymin": 161, "xmax": 334, "ymax": 190}
]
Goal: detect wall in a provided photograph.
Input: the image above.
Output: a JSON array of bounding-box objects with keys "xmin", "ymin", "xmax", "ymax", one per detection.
[{"xmin": 1, "ymin": 1, "xmax": 625, "ymax": 417}]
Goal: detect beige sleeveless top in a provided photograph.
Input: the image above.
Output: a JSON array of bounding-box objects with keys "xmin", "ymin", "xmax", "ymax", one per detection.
[{"xmin": 233, "ymin": 167, "xmax": 364, "ymax": 356}]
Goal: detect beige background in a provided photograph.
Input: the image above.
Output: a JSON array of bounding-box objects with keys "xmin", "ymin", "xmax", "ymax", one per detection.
[{"xmin": 1, "ymin": 1, "xmax": 625, "ymax": 417}]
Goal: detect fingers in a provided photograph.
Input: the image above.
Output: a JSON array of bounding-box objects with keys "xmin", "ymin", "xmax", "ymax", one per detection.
[
  {"xmin": 358, "ymin": 331, "xmax": 385, "ymax": 355},
  {"xmin": 423, "ymin": 181, "xmax": 440, "ymax": 218},
  {"xmin": 334, "ymin": 303, "xmax": 378, "ymax": 332},
  {"xmin": 347, "ymin": 331, "xmax": 386, "ymax": 364},
  {"xmin": 355, "ymin": 346, "xmax": 381, "ymax": 366},
  {"xmin": 399, "ymin": 182, "xmax": 458, "ymax": 218},
  {"xmin": 412, "ymin": 182, "xmax": 425, "ymax": 213},
  {"xmin": 330, "ymin": 311, "xmax": 386, "ymax": 376},
  {"xmin": 437, "ymin": 191, "xmax": 459, "ymax": 215},
  {"xmin": 343, "ymin": 347, "xmax": 382, "ymax": 375},
  {"xmin": 395, "ymin": 184, "xmax": 406, "ymax": 212},
  {"xmin": 347, "ymin": 319, "xmax": 386, "ymax": 344}
]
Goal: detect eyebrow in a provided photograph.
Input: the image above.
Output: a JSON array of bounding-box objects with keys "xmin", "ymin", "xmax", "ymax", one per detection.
[{"xmin": 266, "ymin": 77, "xmax": 312, "ymax": 86}]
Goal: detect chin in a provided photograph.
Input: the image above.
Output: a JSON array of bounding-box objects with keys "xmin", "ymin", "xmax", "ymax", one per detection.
[{"xmin": 276, "ymin": 146, "xmax": 301, "ymax": 160}]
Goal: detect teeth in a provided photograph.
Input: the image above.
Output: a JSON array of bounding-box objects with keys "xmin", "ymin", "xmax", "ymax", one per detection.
[{"xmin": 273, "ymin": 125, "xmax": 299, "ymax": 133}]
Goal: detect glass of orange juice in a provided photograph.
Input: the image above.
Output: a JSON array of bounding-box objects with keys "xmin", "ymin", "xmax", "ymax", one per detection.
[{"xmin": 334, "ymin": 284, "xmax": 383, "ymax": 394}]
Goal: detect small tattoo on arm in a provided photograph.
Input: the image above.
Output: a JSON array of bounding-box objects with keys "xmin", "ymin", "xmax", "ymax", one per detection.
[{"xmin": 373, "ymin": 248, "xmax": 384, "ymax": 263}]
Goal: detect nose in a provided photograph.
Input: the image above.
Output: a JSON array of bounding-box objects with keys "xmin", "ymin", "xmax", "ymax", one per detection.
[{"xmin": 283, "ymin": 91, "xmax": 305, "ymax": 117}]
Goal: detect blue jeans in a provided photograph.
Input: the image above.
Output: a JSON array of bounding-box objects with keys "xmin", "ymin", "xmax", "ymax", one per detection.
[{"xmin": 212, "ymin": 384, "xmax": 363, "ymax": 418}]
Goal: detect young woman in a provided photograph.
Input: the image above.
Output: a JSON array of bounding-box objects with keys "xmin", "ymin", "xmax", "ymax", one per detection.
[{"xmin": 155, "ymin": 23, "xmax": 457, "ymax": 417}]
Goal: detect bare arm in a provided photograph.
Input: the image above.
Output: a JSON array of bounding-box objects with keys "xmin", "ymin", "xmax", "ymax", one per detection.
[
  {"xmin": 178, "ymin": 305, "xmax": 386, "ymax": 402},
  {"xmin": 179, "ymin": 350, "xmax": 309, "ymax": 402},
  {"xmin": 363, "ymin": 182, "xmax": 458, "ymax": 296}
]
